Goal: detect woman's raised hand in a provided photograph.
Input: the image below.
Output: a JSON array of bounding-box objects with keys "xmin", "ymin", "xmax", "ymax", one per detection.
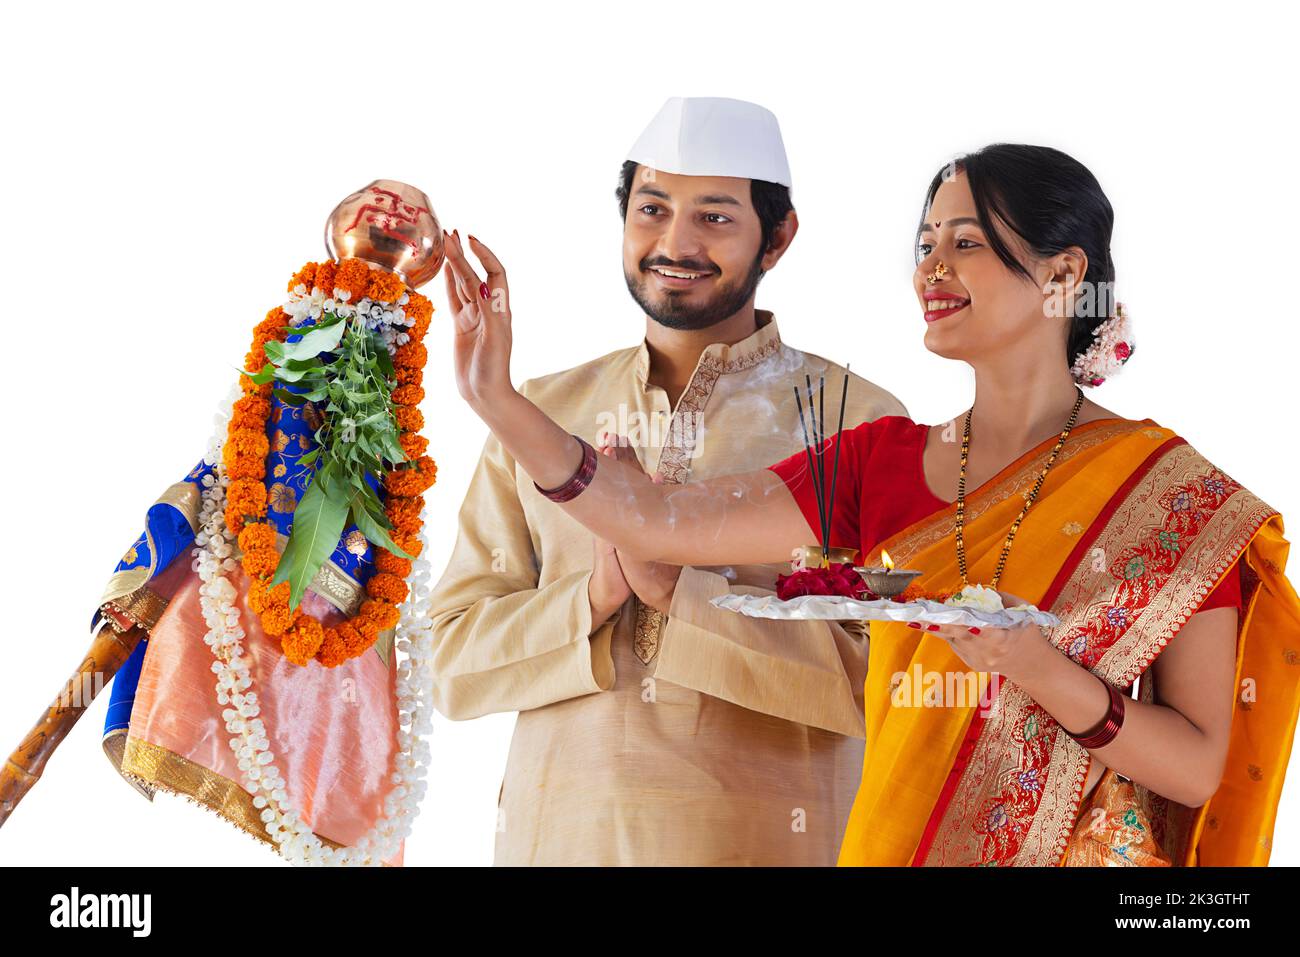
[{"xmin": 442, "ymin": 230, "xmax": 514, "ymax": 411}]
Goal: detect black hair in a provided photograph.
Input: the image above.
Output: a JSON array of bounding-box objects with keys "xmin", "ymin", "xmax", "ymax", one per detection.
[
  {"xmin": 918, "ymin": 144, "xmax": 1127, "ymax": 370},
  {"xmin": 615, "ymin": 160, "xmax": 794, "ymax": 257}
]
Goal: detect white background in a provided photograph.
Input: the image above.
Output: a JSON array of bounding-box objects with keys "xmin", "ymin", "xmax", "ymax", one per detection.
[{"xmin": 1, "ymin": 1, "xmax": 1297, "ymax": 866}]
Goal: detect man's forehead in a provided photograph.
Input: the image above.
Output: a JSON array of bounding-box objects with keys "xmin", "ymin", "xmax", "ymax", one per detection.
[{"xmin": 632, "ymin": 167, "xmax": 751, "ymax": 206}]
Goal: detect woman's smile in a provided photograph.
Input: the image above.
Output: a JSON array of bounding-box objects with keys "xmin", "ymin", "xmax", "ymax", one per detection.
[{"xmin": 923, "ymin": 290, "xmax": 970, "ymax": 322}]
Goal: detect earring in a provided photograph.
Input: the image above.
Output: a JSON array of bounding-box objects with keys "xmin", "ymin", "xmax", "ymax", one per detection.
[{"xmin": 926, "ymin": 261, "xmax": 950, "ymax": 284}]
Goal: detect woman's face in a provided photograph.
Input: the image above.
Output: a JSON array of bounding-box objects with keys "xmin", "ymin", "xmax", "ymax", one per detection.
[{"xmin": 913, "ymin": 172, "xmax": 1063, "ymax": 366}]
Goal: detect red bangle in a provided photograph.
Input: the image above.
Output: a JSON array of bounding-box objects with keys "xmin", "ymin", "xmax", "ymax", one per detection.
[
  {"xmin": 1067, "ymin": 679, "xmax": 1126, "ymax": 749},
  {"xmin": 534, "ymin": 436, "xmax": 598, "ymax": 503}
]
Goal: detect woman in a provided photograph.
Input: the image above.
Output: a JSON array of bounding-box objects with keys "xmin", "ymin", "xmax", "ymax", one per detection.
[{"xmin": 441, "ymin": 144, "xmax": 1300, "ymax": 866}]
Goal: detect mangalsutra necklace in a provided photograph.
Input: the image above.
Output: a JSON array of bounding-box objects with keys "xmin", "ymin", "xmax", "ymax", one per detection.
[{"xmin": 955, "ymin": 387, "xmax": 1085, "ymax": 589}]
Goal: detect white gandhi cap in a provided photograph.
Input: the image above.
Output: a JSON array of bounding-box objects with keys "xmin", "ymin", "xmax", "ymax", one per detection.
[{"xmin": 625, "ymin": 96, "xmax": 792, "ymax": 188}]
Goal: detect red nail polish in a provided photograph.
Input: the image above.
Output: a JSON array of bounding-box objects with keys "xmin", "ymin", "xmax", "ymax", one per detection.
[
  {"xmin": 968, "ymin": 627, "xmax": 982, "ymax": 635},
  {"xmin": 927, "ymin": 624, "xmax": 940, "ymax": 631},
  {"xmin": 479, "ymin": 282, "xmax": 490, "ymax": 301},
  {"xmin": 907, "ymin": 622, "xmax": 921, "ymax": 629}
]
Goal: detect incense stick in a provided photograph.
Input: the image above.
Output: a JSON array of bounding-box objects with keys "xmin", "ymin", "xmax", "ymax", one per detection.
[
  {"xmin": 827, "ymin": 365, "xmax": 850, "ymax": 564},
  {"xmin": 792, "ymin": 384, "xmax": 828, "ymax": 555},
  {"xmin": 794, "ymin": 369, "xmax": 853, "ymax": 566},
  {"xmin": 804, "ymin": 375, "xmax": 829, "ymax": 553},
  {"xmin": 804, "ymin": 376, "xmax": 825, "ymax": 489},
  {"xmin": 818, "ymin": 374, "xmax": 827, "ymax": 560}
]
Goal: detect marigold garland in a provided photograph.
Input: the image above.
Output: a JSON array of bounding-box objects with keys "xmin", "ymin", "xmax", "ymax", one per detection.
[{"xmin": 224, "ymin": 258, "xmax": 437, "ymax": 667}]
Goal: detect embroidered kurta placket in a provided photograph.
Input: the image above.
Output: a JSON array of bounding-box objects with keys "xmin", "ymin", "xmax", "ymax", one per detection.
[{"xmin": 631, "ymin": 332, "xmax": 783, "ymax": 664}]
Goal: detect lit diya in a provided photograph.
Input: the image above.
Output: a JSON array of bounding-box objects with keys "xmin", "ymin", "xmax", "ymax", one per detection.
[{"xmin": 860, "ymin": 549, "xmax": 923, "ymax": 599}]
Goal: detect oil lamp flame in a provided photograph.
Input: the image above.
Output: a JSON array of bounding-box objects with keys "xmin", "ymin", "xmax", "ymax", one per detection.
[{"xmin": 862, "ymin": 548, "xmax": 920, "ymax": 599}]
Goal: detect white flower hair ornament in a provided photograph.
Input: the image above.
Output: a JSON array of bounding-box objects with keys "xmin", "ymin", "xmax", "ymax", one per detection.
[{"xmin": 1071, "ymin": 302, "xmax": 1134, "ymax": 387}]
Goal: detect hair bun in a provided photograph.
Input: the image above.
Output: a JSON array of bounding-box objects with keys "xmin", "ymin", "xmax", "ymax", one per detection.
[
  {"xmin": 1070, "ymin": 302, "xmax": 1134, "ymax": 387},
  {"xmin": 1071, "ymin": 302, "xmax": 1133, "ymax": 384}
]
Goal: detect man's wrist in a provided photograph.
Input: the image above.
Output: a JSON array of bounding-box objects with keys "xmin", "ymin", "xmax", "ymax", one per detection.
[
  {"xmin": 645, "ymin": 574, "xmax": 681, "ymax": 615},
  {"xmin": 588, "ymin": 598, "xmax": 620, "ymax": 628},
  {"xmin": 586, "ymin": 581, "xmax": 625, "ymax": 630},
  {"xmin": 620, "ymin": 562, "xmax": 683, "ymax": 616}
]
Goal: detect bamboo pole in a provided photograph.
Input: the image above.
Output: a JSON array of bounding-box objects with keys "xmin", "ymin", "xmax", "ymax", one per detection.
[{"xmin": 0, "ymin": 622, "xmax": 145, "ymax": 829}]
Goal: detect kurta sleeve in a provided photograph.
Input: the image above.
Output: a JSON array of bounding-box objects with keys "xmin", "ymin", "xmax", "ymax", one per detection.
[
  {"xmin": 655, "ymin": 567, "xmax": 868, "ymax": 737},
  {"xmin": 426, "ymin": 432, "xmax": 621, "ymax": 720}
]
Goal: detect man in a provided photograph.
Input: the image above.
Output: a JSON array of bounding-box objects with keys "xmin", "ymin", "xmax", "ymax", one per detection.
[{"xmin": 427, "ymin": 97, "xmax": 907, "ymax": 865}]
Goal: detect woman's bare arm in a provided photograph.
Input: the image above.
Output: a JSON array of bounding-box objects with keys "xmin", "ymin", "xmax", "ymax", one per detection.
[
  {"xmin": 443, "ymin": 231, "xmax": 812, "ymax": 566},
  {"xmin": 960, "ymin": 604, "xmax": 1237, "ymax": 808},
  {"xmin": 482, "ymin": 392, "xmax": 809, "ymax": 564},
  {"xmin": 1072, "ymin": 607, "xmax": 1235, "ymax": 808}
]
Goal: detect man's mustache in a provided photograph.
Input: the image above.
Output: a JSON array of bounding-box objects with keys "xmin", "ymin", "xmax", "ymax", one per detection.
[{"xmin": 640, "ymin": 256, "xmax": 720, "ymax": 275}]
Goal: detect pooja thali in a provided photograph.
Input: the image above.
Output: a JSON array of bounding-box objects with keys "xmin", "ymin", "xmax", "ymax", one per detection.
[
  {"xmin": 729, "ymin": 373, "xmax": 1062, "ymax": 631},
  {"xmin": 708, "ymin": 591, "xmax": 1061, "ymax": 629}
]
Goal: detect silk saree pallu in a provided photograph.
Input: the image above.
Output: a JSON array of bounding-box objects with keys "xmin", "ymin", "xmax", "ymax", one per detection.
[
  {"xmin": 95, "ymin": 432, "xmax": 403, "ymax": 860},
  {"xmin": 838, "ymin": 419, "xmax": 1300, "ymax": 867}
]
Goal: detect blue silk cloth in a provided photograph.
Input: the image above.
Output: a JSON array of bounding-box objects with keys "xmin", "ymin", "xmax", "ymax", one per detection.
[{"xmin": 101, "ymin": 323, "xmax": 382, "ymax": 742}]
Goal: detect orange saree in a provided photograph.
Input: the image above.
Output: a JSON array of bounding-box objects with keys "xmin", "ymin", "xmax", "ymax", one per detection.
[{"xmin": 836, "ymin": 419, "xmax": 1300, "ymax": 866}]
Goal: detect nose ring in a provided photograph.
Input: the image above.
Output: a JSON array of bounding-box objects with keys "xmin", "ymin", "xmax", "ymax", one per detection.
[{"xmin": 926, "ymin": 260, "xmax": 950, "ymax": 284}]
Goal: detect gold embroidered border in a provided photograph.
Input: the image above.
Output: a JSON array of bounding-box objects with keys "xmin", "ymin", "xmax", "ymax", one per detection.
[
  {"xmin": 656, "ymin": 364, "xmax": 722, "ymax": 485},
  {"xmin": 631, "ymin": 320, "xmax": 783, "ymax": 663},
  {"xmin": 97, "ymin": 566, "xmax": 151, "ymax": 616},
  {"xmin": 634, "ymin": 602, "xmax": 663, "ymax": 664},
  {"xmin": 101, "ymin": 586, "xmax": 169, "ymax": 633},
  {"xmin": 654, "ymin": 330, "xmax": 782, "ymax": 484},
  {"xmin": 921, "ymin": 442, "xmax": 1276, "ymax": 865},
  {"xmin": 373, "ymin": 627, "xmax": 395, "ymax": 668},
  {"xmin": 307, "ymin": 559, "xmax": 366, "ymax": 617},
  {"xmin": 885, "ymin": 421, "xmax": 1161, "ymax": 568},
  {"xmin": 102, "ymin": 727, "xmax": 155, "ymax": 800},
  {"xmin": 232, "ymin": 531, "xmax": 365, "ymax": 617},
  {"xmin": 1053, "ymin": 445, "xmax": 1276, "ymax": 688},
  {"xmin": 634, "ymin": 309, "xmax": 782, "ymax": 387},
  {"xmin": 119, "ymin": 734, "xmax": 345, "ymax": 853},
  {"xmin": 922, "ymin": 683, "xmax": 1090, "ymax": 866},
  {"xmin": 96, "ymin": 480, "xmax": 203, "ymax": 618}
]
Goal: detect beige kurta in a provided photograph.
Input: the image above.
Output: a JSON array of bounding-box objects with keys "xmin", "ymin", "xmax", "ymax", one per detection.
[{"xmin": 427, "ymin": 312, "xmax": 908, "ymax": 865}]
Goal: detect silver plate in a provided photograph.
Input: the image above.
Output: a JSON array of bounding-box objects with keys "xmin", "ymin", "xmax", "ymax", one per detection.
[{"xmin": 709, "ymin": 593, "xmax": 1061, "ymax": 628}]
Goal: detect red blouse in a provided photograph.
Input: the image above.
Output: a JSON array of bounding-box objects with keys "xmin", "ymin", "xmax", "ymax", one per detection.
[{"xmin": 768, "ymin": 416, "xmax": 1241, "ymax": 614}]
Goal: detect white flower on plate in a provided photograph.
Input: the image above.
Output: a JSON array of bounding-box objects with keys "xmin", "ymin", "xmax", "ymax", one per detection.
[{"xmin": 945, "ymin": 584, "xmax": 1005, "ymax": 613}]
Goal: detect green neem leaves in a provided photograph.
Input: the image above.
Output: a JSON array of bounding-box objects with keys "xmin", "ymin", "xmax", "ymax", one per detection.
[
  {"xmin": 277, "ymin": 316, "xmax": 345, "ymax": 361},
  {"xmin": 258, "ymin": 311, "xmax": 418, "ymax": 610},
  {"xmin": 271, "ymin": 461, "xmax": 350, "ymax": 611}
]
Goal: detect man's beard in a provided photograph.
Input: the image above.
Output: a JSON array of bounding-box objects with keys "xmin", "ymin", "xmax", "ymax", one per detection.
[{"xmin": 625, "ymin": 253, "xmax": 765, "ymax": 331}]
